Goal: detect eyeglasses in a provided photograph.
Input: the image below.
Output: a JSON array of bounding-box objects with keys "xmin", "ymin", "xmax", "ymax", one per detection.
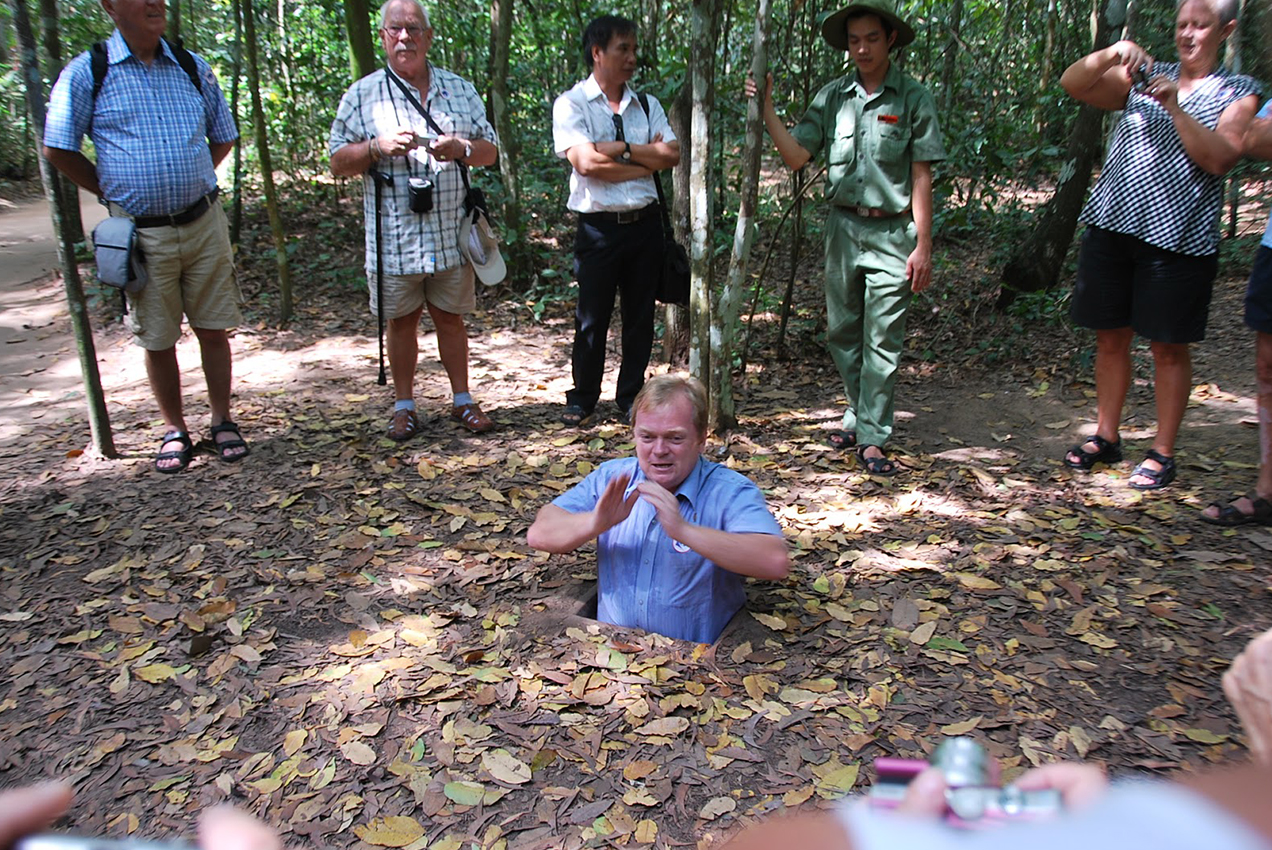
[
  {"xmin": 612, "ymin": 114, "xmax": 625, "ymax": 142},
  {"xmin": 383, "ymin": 25, "xmax": 424, "ymax": 38}
]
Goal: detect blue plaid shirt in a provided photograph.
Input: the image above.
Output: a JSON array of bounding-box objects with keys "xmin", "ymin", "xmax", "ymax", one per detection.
[
  {"xmin": 329, "ymin": 65, "xmax": 498, "ymax": 277},
  {"xmin": 552, "ymin": 456, "xmax": 784, "ymax": 644},
  {"xmin": 44, "ymin": 31, "xmax": 238, "ymax": 217}
]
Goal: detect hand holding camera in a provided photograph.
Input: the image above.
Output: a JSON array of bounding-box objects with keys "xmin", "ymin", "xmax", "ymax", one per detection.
[{"xmin": 869, "ymin": 737, "xmax": 1104, "ymax": 828}]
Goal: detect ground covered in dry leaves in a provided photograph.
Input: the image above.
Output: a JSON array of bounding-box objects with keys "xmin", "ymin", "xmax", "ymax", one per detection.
[{"xmin": 2, "ymin": 187, "xmax": 1272, "ymax": 850}]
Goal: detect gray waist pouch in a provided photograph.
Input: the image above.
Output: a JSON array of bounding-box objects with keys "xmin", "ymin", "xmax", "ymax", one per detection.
[{"xmin": 92, "ymin": 216, "xmax": 148, "ymax": 293}]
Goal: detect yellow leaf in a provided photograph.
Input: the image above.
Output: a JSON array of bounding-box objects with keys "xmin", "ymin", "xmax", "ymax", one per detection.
[
  {"xmin": 940, "ymin": 716, "xmax": 983, "ymax": 736},
  {"xmin": 552, "ymin": 435, "xmax": 577, "ymax": 447},
  {"xmin": 751, "ymin": 612, "xmax": 786, "ymax": 630},
  {"xmin": 636, "ymin": 717, "xmax": 689, "ymax": 737},
  {"xmin": 353, "ymin": 816, "xmax": 426, "ymax": 848},
  {"xmin": 109, "ymin": 665, "xmax": 130, "ymax": 695},
  {"xmin": 811, "ymin": 759, "xmax": 859, "ymax": 793},
  {"xmin": 480, "ymin": 488, "xmax": 507, "ymax": 503},
  {"xmin": 1182, "ymin": 728, "xmax": 1228, "ymax": 744},
  {"xmin": 824, "ymin": 602, "xmax": 853, "ymax": 622},
  {"xmin": 1078, "ymin": 632, "xmax": 1118, "ymax": 649},
  {"xmin": 443, "ymin": 781, "xmax": 485, "ymax": 806},
  {"xmin": 699, "ymin": 796, "xmax": 736, "ymax": 820},
  {"xmin": 622, "ymin": 760, "xmax": 659, "ymax": 782},
  {"xmin": 952, "ymin": 573, "xmax": 1001, "ymax": 590},
  {"xmin": 783, "ymin": 786, "xmax": 815, "ymax": 807},
  {"xmin": 341, "ymin": 740, "xmax": 376, "ymax": 765},
  {"xmin": 482, "ymin": 748, "xmax": 531, "ymax": 785},
  {"xmin": 135, "ymin": 663, "xmax": 177, "ymax": 683},
  {"xmin": 623, "ymin": 787, "xmax": 659, "ymax": 807},
  {"xmin": 634, "ymin": 820, "xmax": 658, "ymax": 843},
  {"xmin": 909, "ymin": 621, "xmax": 937, "ymax": 645},
  {"xmin": 283, "ymin": 729, "xmax": 307, "ymax": 757},
  {"xmin": 309, "ymin": 758, "xmax": 336, "ymax": 790},
  {"xmin": 247, "ymin": 777, "xmax": 282, "ymax": 795}
]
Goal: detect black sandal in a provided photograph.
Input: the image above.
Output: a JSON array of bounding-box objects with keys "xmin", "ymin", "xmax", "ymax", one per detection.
[
  {"xmin": 1064, "ymin": 434, "xmax": 1122, "ymax": 470},
  {"xmin": 856, "ymin": 445, "xmax": 898, "ymax": 476},
  {"xmin": 210, "ymin": 420, "xmax": 250, "ymax": 463},
  {"xmin": 1202, "ymin": 495, "xmax": 1272, "ymax": 527},
  {"xmin": 828, "ymin": 429, "xmax": 857, "ymax": 451},
  {"xmin": 1128, "ymin": 449, "xmax": 1175, "ymax": 491},
  {"xmin": 155, "ymin": 430, "xmax": 194, "ymax": 474},
  {"xmin": 561, "ymin": 404, "xmax": 594, "ymax": 427}
]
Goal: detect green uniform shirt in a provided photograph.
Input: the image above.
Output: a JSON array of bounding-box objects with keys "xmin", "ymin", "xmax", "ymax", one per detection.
[{"xmin": 791, "ymin": 62, "xmax": 945, "ymax": 214}]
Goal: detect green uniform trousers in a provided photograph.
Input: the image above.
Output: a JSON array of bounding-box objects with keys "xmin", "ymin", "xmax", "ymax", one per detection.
[{"xmin": 824, "ymin": 206, "xmax": 917, "ymax": 448}]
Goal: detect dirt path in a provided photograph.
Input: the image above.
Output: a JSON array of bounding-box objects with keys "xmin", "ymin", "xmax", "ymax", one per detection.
[{"xmin": 1, "ymin": 190, "xmax": 1270, "ymax": 848}]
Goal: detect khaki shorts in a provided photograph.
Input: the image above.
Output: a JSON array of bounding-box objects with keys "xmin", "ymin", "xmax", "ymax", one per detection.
[
  {"xmin": 125, "ymin": 204, "xmax": 243, "ymax": 350},
  {"xmin": 370, "ymin": 264, "xmax": 475, "ymax": 319}
]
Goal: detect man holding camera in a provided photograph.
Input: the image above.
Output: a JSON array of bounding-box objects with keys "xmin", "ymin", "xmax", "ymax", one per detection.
[
  {"xmin": 330, "ymin": 0, "xmax": 499, "ymax": 441},
  {"xmin": 552, "ymin": 15, "xmax": 681, "ymax": 428}
]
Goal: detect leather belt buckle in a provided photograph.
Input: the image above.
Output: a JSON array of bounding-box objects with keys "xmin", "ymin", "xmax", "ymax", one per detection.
[{"xmin": 615, "ymin": 208, "xmax": 641, "ymax": 224}]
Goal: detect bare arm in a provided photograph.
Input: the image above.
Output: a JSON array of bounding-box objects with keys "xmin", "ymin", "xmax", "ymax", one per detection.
[
  {"xmin": 429, "ymin": 136, "xmax": 498, "ymax": 167},
  {"xmin": 745, "ymin": 73, "xmax": 812, "ymax": 172},
  {"xmin": 42, "ymin": 146, "xmax": 101, "ymax": 197},
  {"xmin": 1245, "ymin": 114, "xmax": 1272, "ymax": 160},
  {"xmin": 330, "ymin": 128, "xmax": 418, "ymax": 177},
  {"xmin": 633, "ymin": 481, "xmax": 790, "ymax": 580},
  {"xmin": 1060, "ymin": 40, "xmax": 1147, "ymax": 111},
  {"xmin": 1160, "ymin": 89, "xmax": 1258, "ymax": 175},
  {"xmin": 907, "ymin": 160, "xmax": 934, "ymax": 293},
  {"xmin": 526, "ymin": 476, "xmax": 638, "ymax": 553},
  {"xmin": 210, "ymin": 139, "xmax": 236, "ymax": 168}
]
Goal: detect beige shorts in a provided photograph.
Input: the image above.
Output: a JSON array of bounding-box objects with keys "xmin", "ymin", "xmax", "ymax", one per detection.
[
  {"xmin": 370, "ymin": 263, "xmax": 476, "ymax": 319},
  {"xmin": 125, "ymin": 204, "xmax": 243, "ymax": 350}
]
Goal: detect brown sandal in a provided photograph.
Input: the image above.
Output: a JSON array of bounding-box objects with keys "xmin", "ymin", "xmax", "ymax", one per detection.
[
  {"xmin": 451, "ymin": 402, "xmax": 494, "ymax": 434},
  {"xmin": 387, "ymin": 408, "xmax": 420, "ymax": 442}
]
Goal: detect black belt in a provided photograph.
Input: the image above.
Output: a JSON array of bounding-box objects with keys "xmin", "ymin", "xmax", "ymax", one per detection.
[
  {"xmin": 133, "ymin": 189, "xmax": 219, "ymax": 229},
  {"xmin": 580, "ymin": 205, "xmax": 657, "ymax": 225}
]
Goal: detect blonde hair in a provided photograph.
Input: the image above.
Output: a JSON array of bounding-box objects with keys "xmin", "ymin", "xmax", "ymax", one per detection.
[{"xmin": 631, "ymin": 375, "xmax": 708, "ymax": 437}]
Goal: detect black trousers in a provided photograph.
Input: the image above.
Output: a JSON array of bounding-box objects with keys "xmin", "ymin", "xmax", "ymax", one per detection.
[{"xmin": 568, "ymin": 212, "xmax": 663, "ymax": 413}]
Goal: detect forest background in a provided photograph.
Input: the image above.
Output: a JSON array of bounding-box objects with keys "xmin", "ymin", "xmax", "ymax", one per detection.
[{"xmin": 3, "ymin": 0, "xmax": 1272, "ymax": 848}]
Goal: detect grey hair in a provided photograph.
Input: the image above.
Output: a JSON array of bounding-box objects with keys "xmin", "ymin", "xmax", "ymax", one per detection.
[
  {"xmin": 380, "ymin": 0, "xmax": 430, "ymax": 29},
  {"xmin": 1177, "ymin": 0, "xmax": 1239, "ymax": 26}
]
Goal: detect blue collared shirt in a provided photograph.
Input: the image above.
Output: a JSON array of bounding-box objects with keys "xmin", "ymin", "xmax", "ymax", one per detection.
[
  {"xmin": 552, "ymin": 456, "xmax": 784, "ymax": 644},
  {"xmin": 44, "ymin": 31, "xmax": 238, "ymax": 217}
]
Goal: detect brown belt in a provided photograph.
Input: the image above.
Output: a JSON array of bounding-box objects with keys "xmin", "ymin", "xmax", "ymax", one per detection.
[{"xmin": 843, "ymin": 204, "xmax": 909, "ymax": 219}]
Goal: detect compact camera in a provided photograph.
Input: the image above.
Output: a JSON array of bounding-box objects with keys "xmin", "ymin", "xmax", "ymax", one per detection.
[
  {"xmin": 407, "ymin": 176, "xmax": 434, "ymax": 213},
  {"xmin": 1130, "ymin": 65, "xmax": 1150, "ymax": 92},
  {"xmin": 869, "ymin": 737, "xmax": 1063, "ymax": 827}
]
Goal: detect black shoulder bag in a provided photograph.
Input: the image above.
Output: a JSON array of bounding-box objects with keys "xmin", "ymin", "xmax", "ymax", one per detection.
[{"xmin": 636, "ymin": 93, "xmax": 690, "ymax": 307}]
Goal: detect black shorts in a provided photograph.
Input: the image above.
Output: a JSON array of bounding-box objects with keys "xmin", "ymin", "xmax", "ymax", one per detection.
[
  {"xmin": 1070, "ymin": 226, "xmax": 1218, "ymax": 343},
  {"xmin": 1244, "ymin": 245, "xmax": 1272, "ymax": 334}
]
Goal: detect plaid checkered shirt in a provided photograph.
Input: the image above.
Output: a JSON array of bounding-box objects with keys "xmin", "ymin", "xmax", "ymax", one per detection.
[
  {"xmin": 44, "ymin": 30, "xmax": 238, "ymax": 217},
  {"xmin": 329, "ymin": 65, "xmax": 498, "ymax": 277}
]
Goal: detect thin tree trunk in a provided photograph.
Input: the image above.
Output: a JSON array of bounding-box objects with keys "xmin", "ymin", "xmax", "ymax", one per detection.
[
  {"xmin": 37, "ymin": 0, "xmax": 81, "ymax": 243},
  {"xmin": 940, "ymin": 0, "xmax": 963, "ymax": 113},
  {"xmin": 999, "ymin": 0, "xmax": 1118, "ymax": 302},
  {"xmin": 1038, "ymin": 0, "xmax": 1058, "ymax": 133},
  {"xmin": 489, "ymin": 0, "xmax": 523, "ymax": 281},
  {"xmin": 662, "ymin": 82, "xmax": 691, "ymax": 364},
  {"xmin": 776, "ymin": 169, "xmax": 805, "ymax": 354},
  {"xmin": 1225, "ymin": 0, "xmax": 1245, "ymax": 238},
  {"xmin": 12, "ymin": 0, "xmax": 115, "ymax": 457},
  {"xmin": 688, "ymin": 0, "xmax": 717, "ymax": 408},
  {"xmin": 168, "ymin": 0, "xmax": 180, "ymax": 43},
  {"xmin": 230, "ymin": 0, "xmax": 243, "ymax": 246},
  {"xmin": 713, "ymin": 0, "xmax": 770, "ymax": 431},
  {"xmin": 241, "ymin": 0, "xmax": 293, "ymax": 323},
  {"xmin": 342, "ymin": 0, "xmax": 377, "ymax": 82}
]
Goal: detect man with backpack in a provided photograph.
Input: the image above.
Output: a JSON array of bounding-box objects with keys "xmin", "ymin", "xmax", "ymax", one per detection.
[{"xmin": 43, "ymin": 0, "xmax": 245, "ymax": 474}]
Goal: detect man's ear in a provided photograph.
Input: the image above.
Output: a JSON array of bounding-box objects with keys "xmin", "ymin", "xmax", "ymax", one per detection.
[
  {"xmin": 100, "ymin": 0, "xmax": 116, "ymax": 19},
  {"xmin": 887, "ymin": 29, "xmax": 897, "ymax": 50}
]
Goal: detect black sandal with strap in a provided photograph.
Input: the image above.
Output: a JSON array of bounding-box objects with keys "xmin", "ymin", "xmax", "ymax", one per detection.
[
  {"xmin": 1064, "ymin": 434, "xmax": 1122, "ymax": 470},
  {"xmin": 1202, "ymin": 494, "xmax": 1272, "ymax": 527},
  {"xmin": 1128, "ymin": 449, "xmax": 1176, "ymax": 491},
  {"xmin": 210, "ymin": 420, "xmax": 250, "ymax": 463},
  {"xmin": 155, "ymin": 430, "xmax": 194, "ymax": 474},
  {"xmin": 856, "ymin": 445, "xmax": 898, "ymax": 476}
]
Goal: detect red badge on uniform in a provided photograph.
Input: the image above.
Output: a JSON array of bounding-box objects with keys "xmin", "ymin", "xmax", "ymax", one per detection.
[{"xmin": 878, "ymin": 114, "xmax": 899, "ymax": 124}]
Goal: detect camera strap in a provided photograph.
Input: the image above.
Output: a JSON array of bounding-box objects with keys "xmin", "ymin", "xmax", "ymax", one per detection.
[{"xmin": 385, "ymin": 68, "xmax": 471, "ymax": 195}]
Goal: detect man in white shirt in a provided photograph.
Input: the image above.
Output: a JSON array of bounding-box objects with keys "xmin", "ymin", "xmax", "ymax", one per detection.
[{"xmin": 551, "ymin": 15, "xmax": 680, "ymax": 427}]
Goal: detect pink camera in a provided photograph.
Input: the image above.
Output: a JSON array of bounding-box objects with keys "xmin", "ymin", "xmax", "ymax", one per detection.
[{"xmin": 869, "ymin": 737, "xmax": 1063, "ymax": 827}]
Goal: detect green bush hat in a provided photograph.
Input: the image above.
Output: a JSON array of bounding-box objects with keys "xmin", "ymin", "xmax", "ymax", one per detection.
[{"xmin": 820, "ymin": 0, "xmax": 915, "ymax": 50}]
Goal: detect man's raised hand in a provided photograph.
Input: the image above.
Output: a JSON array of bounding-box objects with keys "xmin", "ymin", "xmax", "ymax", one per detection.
[{"xmin": 592, "ymin": 475, "xmax": 639, "ymax": 537}]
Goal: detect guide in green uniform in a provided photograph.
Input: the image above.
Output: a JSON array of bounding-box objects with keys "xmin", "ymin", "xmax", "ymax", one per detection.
[{"xmin": 747, "ymin": 0, "xmax": 945, "ymax": 476}]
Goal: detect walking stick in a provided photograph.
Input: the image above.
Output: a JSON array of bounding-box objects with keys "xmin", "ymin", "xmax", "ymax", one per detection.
[{"xmin": 369, "ymin": 170, "xmax": 393, "ymax": 386}]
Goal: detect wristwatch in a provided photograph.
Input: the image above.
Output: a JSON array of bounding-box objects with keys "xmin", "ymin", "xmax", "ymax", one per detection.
[
  {"xmin": 461, "ymin": 140, "xmax": 473, "ymax": 161},
  {"xmin": 620, "ymin": 142, "xmax": 631, "ymax": 163}
]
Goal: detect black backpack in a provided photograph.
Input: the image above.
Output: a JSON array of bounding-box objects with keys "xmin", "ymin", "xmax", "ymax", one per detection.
[{"xmin": 89, "ymin": 36, "xmax": 202, "ymax": 102}]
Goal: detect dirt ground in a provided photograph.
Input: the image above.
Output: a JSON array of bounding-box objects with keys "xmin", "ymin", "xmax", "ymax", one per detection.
[{"xmin": 1, "ymin": 189, "xmax": 1270, "ymax": 850}]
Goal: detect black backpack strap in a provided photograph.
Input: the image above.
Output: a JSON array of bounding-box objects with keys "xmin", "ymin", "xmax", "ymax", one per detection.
[
  {"xmin": 636, "ymin": 93, "xmax": 674, "ymax": 240},
  {"xmin": 90, "ymin": 37, "xmax": 202, "ymax": 105}
]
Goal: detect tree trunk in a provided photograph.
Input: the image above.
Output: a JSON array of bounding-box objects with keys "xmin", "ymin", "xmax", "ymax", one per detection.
[
  {"xmin": 688, "ymin": 0, "xmax": 717, "ymax": 409},
  {"xmin": 712, "ymin": 0, "xmax": 770, "ymax": 431},
  {"xmin": 12, "ymin": 0, "xmax": 115, "ymax": 458},
  {"xmin": 168, "ymin": 0, "xmax": 181, "ymax": 43},
  {"xmin": 489, "ymin": 0, "xmax": 524, "ymax": 281},
  {"xmin": 998, "ymin": 0, "xmax": 1117, "ymax": 303},
  {"xmin": 662, "ymin": 81, "xmax": 692, "ymax": 364},
  {"xmin": 37, "ymin": 0, "xmax": 82, "ymax": 243},
  {"xmin": 241, "ymin": 0, "xmax": 293, "ymax": 323},
  {"xmin": 940, "ymin": 0, "xmax": 963, "ymax": 113},
  {"xmin": 230, "ymin": 0, "xmax": 243, "ymax": 246},
  {"xmin": 342, "ymin": 0, "xmax": 377, "ymax": 82}
]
